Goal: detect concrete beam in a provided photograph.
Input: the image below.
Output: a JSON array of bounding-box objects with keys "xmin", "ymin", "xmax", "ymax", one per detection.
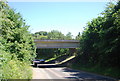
[{"xmin": 34, "ymin": 39, "xmax": 79, "ymax": 48}]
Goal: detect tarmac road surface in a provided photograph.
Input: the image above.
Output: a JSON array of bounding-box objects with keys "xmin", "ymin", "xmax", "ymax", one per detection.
[{"xmin": 32, "ymin": 67, "xmax": 117, "ymax": 81}]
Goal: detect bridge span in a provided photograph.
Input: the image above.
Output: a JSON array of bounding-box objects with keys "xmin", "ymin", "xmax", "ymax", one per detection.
[{"xmin": 34, "ymin": 39, "xmax": 79, "ymax": 48}]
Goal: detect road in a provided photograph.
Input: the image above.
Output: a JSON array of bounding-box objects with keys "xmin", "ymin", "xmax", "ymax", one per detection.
[{"xmin": 32, "ymin": 67, "xmax": 116, "ymax": 81}]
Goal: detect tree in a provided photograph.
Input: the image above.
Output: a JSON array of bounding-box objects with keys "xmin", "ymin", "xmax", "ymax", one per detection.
[
  {"xmin": 35, "ymin": 31, "xmax": 48, "ymax": 36},
  {"xmin": 77, "ymin": 1, "xmax": 120, "ymax": 68},
  {"xmin": 65, "ymin": 32, "xmax": 73, "ymax": 40},
  {"xmin": 0, "ymin": 1, "xmax": 36, "ymax": 79},
  {"xmin": 47, "ymin": 30, "xmax": 65, "ymax": 40},
  {"xmin": 76, "ymin": 32, "xmax": 81, "ymax": 40}
]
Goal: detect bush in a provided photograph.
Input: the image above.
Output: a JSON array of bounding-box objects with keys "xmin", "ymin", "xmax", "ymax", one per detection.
[
  {"xmin": 2, "ymin": 59, "xmax": 32, "ymax": 79},
  {"xmin": 0, "ymin": 1, "xmax": 36, "ymax": 79}
]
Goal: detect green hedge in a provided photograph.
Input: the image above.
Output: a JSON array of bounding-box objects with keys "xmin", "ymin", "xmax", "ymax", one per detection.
[{"xmin": 0, "ymin": 1, "xmax": 36, "ymax": 79}]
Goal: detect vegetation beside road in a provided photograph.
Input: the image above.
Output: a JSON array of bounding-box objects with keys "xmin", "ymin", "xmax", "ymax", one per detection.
[
  {"xmin": 45, "ymin": 54, "xmax": 68, "ymax": 62},
  {"xmin": 70, "ymin": 1, "xmax": 120, "ymax": 79},
  {"xmin": 57, "ymin": 55, "xmax": 75, "ymax": 65},
  {"xmin": 0, "ymin": 1, "xmax": 36, "ymax": 79},
  {"xmin": 70, "ymin": 56, "xmax": 120, "ymax": 78}
]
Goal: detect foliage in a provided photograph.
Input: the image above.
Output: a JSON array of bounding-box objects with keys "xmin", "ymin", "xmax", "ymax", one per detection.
[
  {"xmin": 33, "ymin": 31, "xmax": 48, "ymax": 39},
  {"xmin": 47, "ymin": 30, "xmax": 65, "ymax": 40},
  {"xmin": 0, "ymin": 1, "xmax": 36, "ymax": 79},
  {"xmin": 75, "ymin": 32, "xmax": 81, "ymax": 40},
  {"xmin": 35, "ymin": 31, "xmax": 48, "ymax": 36},
  {"xmin": 33, "ymin": 30, "xmax": 73, "ymax": 40},
  {"xmin": 74, "ymin": 1, "xmax": 120, "ymax": 78},
  {"xmin": 36, "ymin": 48, "xmax": 70, "ymax": 60},
  {"xmin": 65, "ymin": 32, "xmax": 73, "ymax": 40},
  {"xmin": 71, "ymin": 61, "xmax": 120, "ymax": 78},
  {"xmin": 2, "ymin": 59, "xmax": 32, "ymax": 79}
]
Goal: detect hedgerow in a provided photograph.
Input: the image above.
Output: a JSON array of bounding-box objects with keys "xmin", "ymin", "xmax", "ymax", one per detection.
[{"xmin": 0, "ymin": 1, "xmax": 36, "ymax": 79}]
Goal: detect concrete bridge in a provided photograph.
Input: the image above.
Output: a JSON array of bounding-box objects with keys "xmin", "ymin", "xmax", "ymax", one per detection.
[{"xmin": 34, "ymin": 39, "xmax": 79, "ymax": 48}]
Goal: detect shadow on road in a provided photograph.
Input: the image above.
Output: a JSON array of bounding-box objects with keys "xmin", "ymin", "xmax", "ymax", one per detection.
[
  {"xmin": 38, "ymin": 65, "xmax": 64, "ymax": 68},
  {"xmin": 31, "ymin": 64, "xmax": 64, "ymax": 68},
  {"xmin": 31, "ymin": 64, "xmax": 117, "ymax": 81},
  {"xmin": 62, "ymin": 68, "xmax": 117, "ymax": 81}
]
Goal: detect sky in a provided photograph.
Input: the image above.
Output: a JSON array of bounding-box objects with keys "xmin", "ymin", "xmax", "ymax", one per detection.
[{"xmin": 7, "ymin": 1, "xmax": 110, "ymax": 37}]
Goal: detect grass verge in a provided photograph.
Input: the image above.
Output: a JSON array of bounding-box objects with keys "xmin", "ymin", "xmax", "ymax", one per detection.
[
  {"xmin": 70, "ymin": 63, "xmax": 120, "ymax": 79},
  {"xmin": 57, "ymin": 55, "xmax": 75, "ymax": 64}
]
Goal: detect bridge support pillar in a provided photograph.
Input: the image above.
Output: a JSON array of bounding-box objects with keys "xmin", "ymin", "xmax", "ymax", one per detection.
[{"xmin": 69, "ymin": 48, "xmax": 77, "ymax": 56}]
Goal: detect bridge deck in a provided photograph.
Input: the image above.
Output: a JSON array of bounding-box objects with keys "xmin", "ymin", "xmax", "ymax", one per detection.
[{"xmin": 34, "ymin": 40, "xmax": 79, "ymax": 48}]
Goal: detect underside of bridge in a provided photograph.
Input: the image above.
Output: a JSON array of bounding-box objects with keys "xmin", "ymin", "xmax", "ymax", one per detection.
[{"xmin": 34, "ymin": 40, "xmax": 79, "ymax": 59}]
